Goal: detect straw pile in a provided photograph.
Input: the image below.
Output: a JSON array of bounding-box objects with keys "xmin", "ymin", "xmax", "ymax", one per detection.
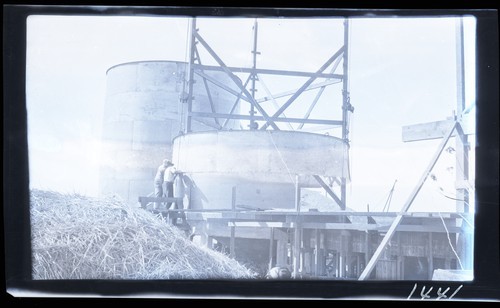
[{"xmin": 30, "ymin": 189, "xmax": 255, "ymax": 279}]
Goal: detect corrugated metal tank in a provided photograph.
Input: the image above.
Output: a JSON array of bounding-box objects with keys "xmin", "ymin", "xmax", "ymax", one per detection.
[
  {"xmin": 99, "ymin": 61, "xmax": 240, "ymax": 203},
  {"xmin": 172, "ymin": 130, "xmax": 349, "ymax": 210}
]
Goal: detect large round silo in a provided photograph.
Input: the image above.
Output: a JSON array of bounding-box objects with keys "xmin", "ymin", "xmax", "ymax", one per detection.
[
  {"xmin": 99, "ymin": 60, "xmax": 240, "ymax": 203},
  {"xmin": 172, "ymin": 130, "xmax": 349, "ymax": 210}
]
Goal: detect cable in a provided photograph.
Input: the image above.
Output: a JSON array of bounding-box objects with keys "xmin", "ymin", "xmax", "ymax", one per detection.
[
  {"xmin": 438, "ymin": 212, "xmax": 464, "ymax": 270},
  {"xmin": 266, "ymin": 130, "xmax": 295, "ymax": 185}
]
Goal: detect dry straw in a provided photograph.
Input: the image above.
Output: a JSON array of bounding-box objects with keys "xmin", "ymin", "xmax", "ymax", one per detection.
[{"xmin": 30, "ymin": 189, "xmax": 255, "ymax": 280}]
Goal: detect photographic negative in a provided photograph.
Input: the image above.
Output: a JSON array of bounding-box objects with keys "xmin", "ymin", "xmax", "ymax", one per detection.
[{"xmin": 4, "ymin": 5, "xmax": 499, "ymax": 301}]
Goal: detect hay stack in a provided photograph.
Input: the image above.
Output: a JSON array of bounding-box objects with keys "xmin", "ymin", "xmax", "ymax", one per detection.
[{"xmin": 30, "ymin": 189, "xmax": 255, "ymax": 279}]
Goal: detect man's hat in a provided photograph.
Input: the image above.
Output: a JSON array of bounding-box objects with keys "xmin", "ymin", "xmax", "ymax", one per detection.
[{"xmin": 163, "ymin": 159, "xmax": 173, "ymax": 166}]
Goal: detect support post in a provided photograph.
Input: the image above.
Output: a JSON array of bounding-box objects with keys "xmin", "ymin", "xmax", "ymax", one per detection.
[
  {"xmin": 249, "ymin": 19, "xmax": 259, "ymax": 130},
  {"xmin": 230, "ymin": 226, "xmax": 235, "ymax": 258},
  {"xmin": 268, "ymin": 227, "xmax": 274, "ymax": 270},
  {"xmin": 184, "ymin": 18, "xmax": 197, "ymax": 134},
  {"xmin": 340, "ymin": 18, "xmax": 351, "ymax": 212},
  {"xmin": 293, "ymin": 174, "xmax": 301, "ymax": 278},
  {"xmin": 428, "ymin": 232, "xmax": 434, "ymax": 279},
  {"xmin": 455, "ymin": 17, "xmax": 472, "ymax": 272},
  {"xmin": 314, "ymin": 229, "xmax": 320, "ymax": 276},
  {"xmin": 230, "ymin": 186, "xmax": 236, "ymax": 258}
]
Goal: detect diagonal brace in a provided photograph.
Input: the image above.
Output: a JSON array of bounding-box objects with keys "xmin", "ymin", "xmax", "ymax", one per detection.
[
  {"xmin": 314, "ymin": 175, "xmax": 345, "ymax": 210},
  {"xmin": 194, "ymin": 32, "xmax": 279, "ymax": 130},
  {"xmin": 358, "ymin": 121, "xmax": 458, "ymax": 280},
  {"xmin": 260, "ymin": 46, "xmax": 345, "ymax": 130}
]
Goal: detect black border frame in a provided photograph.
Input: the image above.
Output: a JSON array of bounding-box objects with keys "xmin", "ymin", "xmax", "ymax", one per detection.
[{"xmin": 3, "ymin": 4, "xmax": 499, "ymax": 303}]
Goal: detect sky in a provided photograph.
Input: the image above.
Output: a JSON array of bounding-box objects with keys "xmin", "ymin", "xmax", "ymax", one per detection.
[{"xmin": 26, "ymin": 13, "xmax": 476, "ymax": 212}]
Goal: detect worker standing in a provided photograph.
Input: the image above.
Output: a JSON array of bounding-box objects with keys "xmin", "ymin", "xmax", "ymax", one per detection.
[
  {"xmin": 153, "ymin": 159, "xmax": 170, "ymax": 210},
  {"xmin": 164, "ymin": 160, "xmax": 180, "ymax": 209}
]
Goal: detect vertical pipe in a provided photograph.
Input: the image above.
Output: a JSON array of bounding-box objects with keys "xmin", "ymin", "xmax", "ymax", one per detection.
[
  {"xmin": 184, "ymin": 18, "xmax": 197, "ymax": 134},
  {"xmin": 340, "ymin": 18, "xmax": 350, "ymax": 211},
  {"xmin": 455, "ymin": 17, "xmax": 471, "ymax": 272},
  {"xmin": 250, "ymin": 19, "xmax": 259, "ymax": 130},
  {"xmin": 455, "ymin": 17, "xmax": 469, "ymax": 213}
]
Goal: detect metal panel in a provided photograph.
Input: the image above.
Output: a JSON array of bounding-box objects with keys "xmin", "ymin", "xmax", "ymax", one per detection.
[
  {"xmin": 172, "ymin": 130, "xmax": 349, "ymax": 181},
  {"xmin": 100, "ymin": 61, "xmax": 240, "ymax": 203}
]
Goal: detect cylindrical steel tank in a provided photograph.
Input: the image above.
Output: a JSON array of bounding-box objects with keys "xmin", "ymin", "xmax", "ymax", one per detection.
[
  {"xmin": 99, "ymin": 61, "xmax": 240, "ymax": 203},
  {"xmin": 172, "ymin": 130, "xmax": 349, "ymax": 210}
]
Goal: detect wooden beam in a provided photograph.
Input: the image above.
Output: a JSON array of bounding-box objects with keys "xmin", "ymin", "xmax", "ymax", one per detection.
[
  {"xmin": 314, "ymin": 229, "xmax": 320, "ymax": 276},
  {"xmin": 230, "ymin": 226, "xmax": 235, "ymax": 258},
  {"xmin": 228, "ymin": 221, "xmax": 289, "ymax": 228},
  {"xmin": 268, "ymin": 227, "xmax": 274, "ymax": 270},
  {"xmin": 402, "ymin": 116, "xmax": 473, "ymax": 143},
  {"xmin": 358, "ymin": 121, "xmax": 457, "ymax": 280}
]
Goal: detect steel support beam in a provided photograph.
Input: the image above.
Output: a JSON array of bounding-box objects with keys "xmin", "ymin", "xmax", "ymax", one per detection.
[
  {"xmin": 258, "ymin": 74, "xmax": 294, "ymax": 130},
  {"xmin": 194, "ymin": 46, "xmax": 221, "ymax": 128},
  {"xmin": 358, "ymin": 121, "xmax": 458, "ymax": 280},
  {"xmin": 298, "ymin": 56, "xmax": 343, "ymax": 130},
  {"xmin": 313, "ymin": 175, "xmax": 344, "ymax": 210},
  {"xmin": 221, "ymin": 75, "xmax": 252, "ymax": 129},
  {"xmin": 194, "ymin": 70, "xmax": 250, "ymax": 102},
  {"xmin": 189, "ymin": 111, "xmax": 342, "ymax": 126},
  {"xmin": 260, "ymin": 46, "xmax": 345, "ymax": 130},
  {"xmin": 194, "ymin": 32, "xmax": 279, "ymax": 130},
  {"xmin": 192, "ymin": 63, "xmax": 342, "ymax": 79},
  {"xmin": 256, "ymin": 79, "xmax": 341, "ymax": 104}
]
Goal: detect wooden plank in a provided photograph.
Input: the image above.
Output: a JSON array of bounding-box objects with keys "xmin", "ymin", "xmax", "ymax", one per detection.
[
  {"xmin": 402, "ymin": 116, "xmax": 472, "ymax": 143},
  {"xmin": 228, "ymin": 222, "xmax": 289, "ymax": 228},
  {"xmin": 383, "ymin": 224, "xmax": 464, "ymax": 234},
  {"xmin": 299, "ymin": 223, "xmax": 379, "ymax": 231},
  {"xmin": 138, "ymin": 196, "xmax": 183, "ymax": 203}
]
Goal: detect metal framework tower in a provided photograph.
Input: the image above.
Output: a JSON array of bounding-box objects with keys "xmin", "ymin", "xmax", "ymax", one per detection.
[{"xmin": 180, "ymin": 17, "xmax": 353, "ymax": 210}]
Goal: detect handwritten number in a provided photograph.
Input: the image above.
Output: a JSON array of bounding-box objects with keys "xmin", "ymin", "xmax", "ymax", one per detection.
[
  {"xmin": 407, "ymin": 283, "xmax": 418, "ymax": 300},
  {"xmin": 408, "ymin": 284, "xmax": 463, "ymax": 300},
  {"xmin": 448, "ymin": 285, "xmax": 463, "ymax": 300},
  {"xmin": 436, "ymin": 287, "xmax": 450, "ymax": 300},
  {"xmin": 420, "ymin": 286, "xmax": 433, "ymax": 300}
]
